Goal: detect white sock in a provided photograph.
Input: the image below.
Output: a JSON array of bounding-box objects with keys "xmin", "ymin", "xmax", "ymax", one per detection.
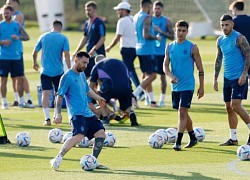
[
  {"xmin": 230, "ymin": 129, "xmax": 237, "ymax": 141},
  {"xmin": 148, "ymin": 92, "xmax": 155, "ymax": 102},
  {"xmin": 43, "ymin": 107, "xmax": 50, "ymax": 120},
  {"xmin": 26, "ymin": 93, "xmax": 32, "ymax": 101},
  {"xmin": 2, "ymin": 98, "xmax": 7, "ymax": 104},
  {"xmin": 18, "ymin": 96, "xmax": 25, "ymax": 104},
  {"xmin": 14, "ymin": 92, "xmax": 18, "ymax": 101},
  {"xmin": 159, "ymin": 94, "xmax": 165, "ymax": 102},
  {"xmin": 133, "ymin": 85, "xmax": 143, "ymax": 97}
]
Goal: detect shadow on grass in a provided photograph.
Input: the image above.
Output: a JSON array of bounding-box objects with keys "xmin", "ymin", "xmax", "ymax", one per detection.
[
  {"xmin": 0, "ymin": 143, "xmax": 53, "ymax": 151},
  {"xmin": 87, "ymin": 169, "xmax": 221, "ymax": 180},
  {"xmin": 196, "ymin": 146, "xmax": 237, "ymax": 155}
]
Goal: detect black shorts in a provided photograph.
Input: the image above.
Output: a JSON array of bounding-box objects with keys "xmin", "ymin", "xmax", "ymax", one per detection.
[
  {"xmin": 172, "ymin": 90, "xmax": 194, "ymax": 109},
  {"xmin": 71, "ymin": 115, "xmax": 105, "ymax": 140},
  {"xmin": 41, "ymin": 74, "xmax": 63, "ymax": 92},
  {"xmin": 0, "ymin": 59, "xmax": 24, "ymax": 77},
  {"xmin": 155, "ymin": 55, "xmax": 165, "ymax": 75}
]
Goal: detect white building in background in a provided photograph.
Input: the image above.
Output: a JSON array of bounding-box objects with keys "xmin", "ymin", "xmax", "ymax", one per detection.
[{"xmin": 34, "ymin": 0, "xmax": 65, "ymax": 32}]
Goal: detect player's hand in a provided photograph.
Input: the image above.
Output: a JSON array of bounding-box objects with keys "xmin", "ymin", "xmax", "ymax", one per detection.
[
  {"xmin": 197, "ymin": 87, "xmax": 204, "ymax": 99},
  {"xmin": 11, "ymin": 34, "xmax": 19, "ymax": 40},
  {"xmin": 2, "ymin": 39, "xmax": 12, "ymax": 46},
  {"xmin": 238, "ymin": 73, "xmax": 247, "ymax": 86},
  {"xmin": 33, "ymin": 62, "xmax": 39, "ymax": 71},
  {"xmin": 170, "ymin": 75, "xmax": 178, "ymax": 84},
  {"xmin": 53, "ymin": 113, "xmax": 62, "ymax": 124},
  {"xmin": 213, "ymin": 79, "xmax": 218, "ymax": 91},
  {"xmin": 154, "ymin": 25, "xmax": 162, "ymax": 33},
  {"xmin": 98, "ymin": 97, "xmax": 106, "ymax": 107},
  {"xmin": 105, "ymin": 46, "xmax": 111, "ymax": 52}
]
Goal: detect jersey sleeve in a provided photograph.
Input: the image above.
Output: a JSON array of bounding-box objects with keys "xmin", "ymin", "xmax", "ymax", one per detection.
[
  {"xmin": 99, "ymin": 20, "xmax": 106, "ymax": 37},
  {"xmin": 116, "ymin": 19, "xmax": 123, "ymax": 35},
  {"xmin": 63, "ymin": 36, "xmax": 70, "ymax": 51},
  {"xmin": 57, "ymin": 73, "xmax": 70, "ymax": 96},
  {"xmin": 89, "ymin": 65, "xmax": 98, "ymax": 83}
]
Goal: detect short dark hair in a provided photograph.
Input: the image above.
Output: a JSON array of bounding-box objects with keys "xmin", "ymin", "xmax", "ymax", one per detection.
[
  {"xmin": 229, "ymin": 1, "xmax": 244, "ymax": 11},
  {"xmin": 53, "ymin": 19, "xmax": 62, "ymax": 27},
  {"xmin": 2, "ymin": 4, "xmax": 14, "ymax": 11},
  {"xmin": 141, "ymin": 0, "xmax": 152, "ymax": 6},
  {"xmin": 175, "ymin": 20, "xmax": 189, "ymax": 29},
  {"xmin": 85, "ymin": 1, "xmax": 97, "ymax": 9},
  {"xmin": 13, "ymin": 0, "xmax": 20, "ymax": 5},
  {"xmin": 153, "ymin": 1, "xmax": 164, "ymax": 8},
  {"xmin": 220, "ymin": 14, "xmax": 233, "ymax": 21},
  {"xmin": 76, "ymin": 51, "xmax": 90, "ymax": 59}
]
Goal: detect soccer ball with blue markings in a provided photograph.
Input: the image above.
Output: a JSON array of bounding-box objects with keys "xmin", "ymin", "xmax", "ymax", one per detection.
[
  {"xmin": 165, "ymin": 128, "xmax": 177, "ymax": 144},
  {"xmin": 194, "ymin": 127, "xmax": 205, "ymax": 142},
  {"xmin": 15, "ymin": 132, "xmax": 31, "ymax": 147},
  {"xmin": 48, "ymin": 128, "xmax": 63, "ymax": 143},
  {"xmin": 155, "ymin": 129, "xmax": 168, "ymax": 144},
  {"xmin": 80, "ymin": 154, "xmax": 97, "ymax": 171},
  {"xmin": 62, "ymin": 132, "xmax": 73, "ymax": 143},
  {"xmin": 237, "ymin": 145, "xmax": 250, "ymax": 161},
  {"xmin": 104, "ymin": 132, "xmax": 116, "ymax": 147},
  {"xmin": 77, "ymin": 137, "xmax": 90, "ymax": 148},
  {"xmin": 148, "ymin": 133, "xmax": 164, "ymax": 149}
]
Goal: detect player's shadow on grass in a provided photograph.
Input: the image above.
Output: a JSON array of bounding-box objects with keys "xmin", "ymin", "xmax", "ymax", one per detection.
[
  {"xmin": 0, "ymin": 151, "xmax": 52, "ymax": 160},
  {"xmin": 5, "ymin": 123, "xmax": 72, "ymax": 131},
  {"xmin": 0, "ymin": 143, "xmax": 53, "ymax": 151},
  {"xmin": 92, "ymin": 169, "xmax": 220, "ymax": 179},
  {"xmin": 196, "ymin": 146, "xmax": 237, "ymax": 155}
]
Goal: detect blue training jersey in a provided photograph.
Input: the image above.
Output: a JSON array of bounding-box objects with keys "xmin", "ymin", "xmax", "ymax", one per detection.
[
  {"xmin": 152, "ymin": 16, "xmax": 168, "ymax": 55},
  {"xmin": 57, "ymin": 69, "xmax": 94, "ymax": 120},
  {"xmin": 0, "ymin": 20, "xmax": 21, "ymax": 60},
  {"xmin": 167, "ymin": 39, "xmax": 195, "ymax": 91},
  {"xmin": 13, "ymin": 11, "xmax": 25, "ymax": 54},
  {"xmin": 134, "ymin": 11, "xmax": 155, "ymax": 55},
  {"xmin": 218, "ymin": 30, "xmax": 245, "ymax": 80},
  {"xmin": 34, "ymin": 31, "xmax": 70, "ymax": 77},
  {"xmin": 83, "ymin": 17, "xmax": 106, "ymax": 56}
]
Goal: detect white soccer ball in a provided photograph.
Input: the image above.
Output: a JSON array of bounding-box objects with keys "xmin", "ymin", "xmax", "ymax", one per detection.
[
  {"xmin": 62, "ymin": 132, "xmax": 73, "ymax": 143},
  {"xmin": 165, "ymin": 128, "xmax": 177, "ymax": 144},
  {"xmin": 237, "ymin": 145, "xmax": 250, "ymax": 161},
  {"xmin": 194, "ymin": 127, "xmax": 205, "ymax": 142},
  {"xmin": 88, "ymin": 138, "xmax": 95, "ymax": 146},
  {"xmin": 104, "ymin": 132, "xmax": 116, "ymax": 147},
  {"xmin": 15, "ymin": 132, "xmax": 31, "ymax": 147},
  {"xmin": 80, "ymin": 154, "xmax": 97, "ymax": 171},
  {"xmin": 77, "ymin": 137, "xmax": 90, "ymax": 148},
  {"xmin": 48, "ymin": 128, "xmax": 63, "ymax": 143},
  {"xmin": 155, "ymin": 129, "xmax": 168, "ymax": 144},
  {"xmin": 148, "ymin": 133, "xmax": 164, "ymax": 149}
]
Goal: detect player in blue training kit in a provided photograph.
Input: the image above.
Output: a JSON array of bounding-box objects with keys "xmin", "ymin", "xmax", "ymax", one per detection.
[
  {"xmin": 0, "ymin": 5, "xmax": 29, "ymax": 110},
  {"xmin": 50, "ymin": 51, "xmax": 108, "ymax": 171},
  {"xmin": 214, "ymin": 14, "xmax": 250, "ymax": 146},
  {"xmin": 164, "ymin": 20, "xmax": 204, "ymax": 151},
  {"xmin": 32, "ymin": 20, "xmax": 71, "ymax": 126},
  {"xmin": 89, "ymin": 56, "xmax": 138, "ymax": 126},
  {"xmin": 152, "ymin": 1, "xmax": 174, "ymax": 107},
  {"xmin": 73, "ymin": 1, "xmax": 106, "ymax": 79}
]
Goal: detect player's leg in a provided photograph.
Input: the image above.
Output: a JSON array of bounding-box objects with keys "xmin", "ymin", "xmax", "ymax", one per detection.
[
  {"xmin": 23, "ymin": 76, "xmax": 34, "ymax": 106},
  {"xmin": 11, "ymin": 77, "xmax": 18, "ymax": 106},
  {"xmin": 0, "ymin": 60, "xmax": 10, "ymax": 109},
  {"xmin": 52, "ymin": 74, "xmax": 63, "ymax": 119},
  {"xmin": 156, "ymin": 55, "xmax": 167, "ymax": 107}
]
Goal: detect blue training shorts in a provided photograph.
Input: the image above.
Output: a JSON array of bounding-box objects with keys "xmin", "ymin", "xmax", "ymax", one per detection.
[
  {"xmin": 0, "ymin": 59, "xmax": 24, "ymax": 77},
  {"xmin": 41, "ymin": 74, "xmax": 62, "ymax": 92},
  {"xmin": 71, "ymin": 115, "xmax": 105, "ymax": 140},
  {"xmin": 172, "ymin": 90, "xmax": 194, "ymax": 109},
  {"xmin": 223, "ymin": 77, "xmax": 248, "ymax": 102},
  {"xmin": 155, "ymin": 55, "xmax": 165, "ymax": 75},
  {"xmin": 138, "ymin": 55, "xmax": 157, "ymax": 74}
]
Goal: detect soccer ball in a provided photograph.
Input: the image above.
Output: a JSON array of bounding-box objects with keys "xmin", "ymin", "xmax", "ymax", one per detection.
[
  {"xmin": 155, "ymin": 129, "xmax": 168, "ymax": 144},
  {"xmin": 80, "ymin": 154, "xmax": 97, "ymax": 171},
  {"xmin": 194, "ymin": 127, "xmax": 205, "ymax": 142},
  {"xmin": 165, "ymin": 128, "xmax": 177, "ymax": 143},
  {"xmin": 88, "ymin": 138, "xmax": 95, "ymax": 146},
  {"xmin": 77, "ymin": 137, "xmax": 90, "ymax": 148},
  {"xmin": 62, "ymin": 132, "xmax": 73, "ymax": 143},
  {"xmin": 15, "ymin": 132, "xmax": 31, "ymax": 147},
  {"xmin": 237, "ymin": 145, "xmax": 250, "ymax": 161},
  {"xmin": 104, "ymin": 132, "xmax": 116, "ymax": 147},
  {"xmin": 48, "ymin": 128, "xmax": 63, "ymax": 143},
  {"xmin": 148, "ymin": 133, "xmax": 164, "ymax": 149}
]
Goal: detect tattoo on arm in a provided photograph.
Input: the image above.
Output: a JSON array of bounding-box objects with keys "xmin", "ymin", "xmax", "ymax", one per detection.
[
  {"xmin": 214, "ymin": 45, "xmax": 223, "ymax": 80},
  {"xmin": 56, "ymin": 96, "xmax": 63, "ymax": 114},
  {"xmin": 237, "ymin": 35, "xmax": 250, "ymax": 74},
  {"xmin": 143, "ymin": 16, "xmax": 156, "ymax": 40}
]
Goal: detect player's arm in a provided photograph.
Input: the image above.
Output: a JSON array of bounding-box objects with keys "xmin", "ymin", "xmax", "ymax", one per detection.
[
  {"xmin": 64, "ymin": 51, "xmax": 71, "ymax": 69},
  {"xmin": 13, "ymin": 13, "xmax": 24, "ymax": 25},
  {"xmin": 237, "ymin": 35, "xmax": 250, "ymax": 86},
  {"xmin": 192, "ymin": 45, "xmax": 204, "ymax": 99},
  {"xmin": 19, "ymin": 26, "xmax": 29, "ymax": 41},
  {"xmin": 105, "ymin": 34, "xmax": 121, "ymax": 52},
  {"xmin": 155, "ymin": 19, "xmax": 174, "ymax": 40},
  {"xmin": 163, "ymin": 49, "xmax": 177, "ymax": 83},
  {"xmin": 143, "ymin": 16, "xmax": 160, "ymax": 41},
  {"xmin": 213, "ymin": 40, "xmax": 223, "ymax": 91},
  {"xmin": 73, "ymin": 36, "xmax": 88, "ymax": 56},
  {"xmin": 32, "ymin": 49, "xmax": 39, "ymax": 71},
  {"xmin": 54, "ymin": 95, "xmax": 63, "ymax": 124},
  {"xmin": 89, "ymin": 36, "xmax": 105, "ymax": 56},
  {"xmin": 87, "ymin": 87, "xmax": 106, "ymax": 107}
]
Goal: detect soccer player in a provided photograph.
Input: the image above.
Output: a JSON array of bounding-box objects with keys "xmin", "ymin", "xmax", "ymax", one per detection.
[
  {"xmin": 0, "ymin": 5, "xmax": 29, "ymax": 110},
  {"xmin": 132, "ymin": 0, "xmax": 161, "ymax": 108},
  {"xmin": 89, "ymin": 55, "xmax": 138, "ymax": 126},
  {"xmin": 213, "ymin": 14, "xmax": 250, "ymax": 146},
  {"xmin": 6, "ymin": 0, "xmax": 34, "ymax": 107},
  {"xmin": 50, "ymin": 51, "xmax": 108, "ymax": 171},
  {"xmin": 152, "ymin": 1, "xmax": 174, "ymax": 107},
  {"xmin": 32, "ymin": 20, "xmax": 71, "ymax": 126},
  {"xmin": 72, "ymin": 1, "xmax": 106, "ymax": 79},
  {"xmin": 105, "ymin": 2, "xmax": 140, "ymax": 89},
  {"xmin": 164, "ymin": 20, "xmax": 204, "ymax": 151}
]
